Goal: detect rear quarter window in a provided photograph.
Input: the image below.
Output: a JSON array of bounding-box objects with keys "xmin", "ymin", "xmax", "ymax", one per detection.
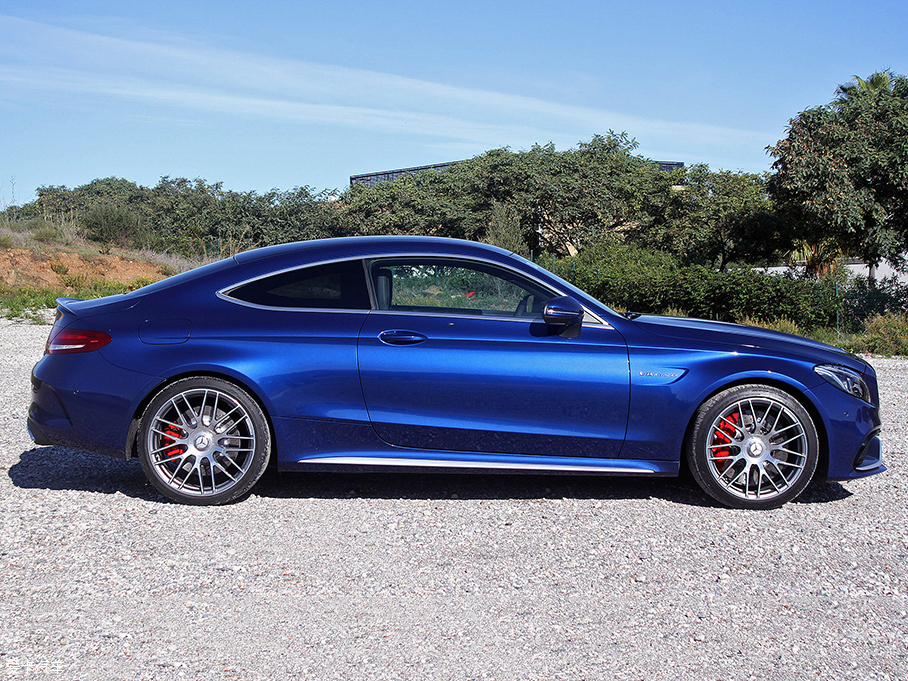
[{"xmin": 227, "ymin": 260, "xmax": 370, "ymax": 310}]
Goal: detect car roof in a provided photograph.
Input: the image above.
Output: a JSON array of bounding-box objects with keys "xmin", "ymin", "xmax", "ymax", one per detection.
[
  {"xmin": 233, "ymin": 236, "xmax": 514, "ymax": 264},
  {"xmin": 109, "ymin": 237, "xmax": 520, "ymax": 303}
]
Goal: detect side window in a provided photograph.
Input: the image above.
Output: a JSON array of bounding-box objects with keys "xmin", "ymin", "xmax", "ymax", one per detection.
[
  {"xmin": 370, "ymin": 258, "xmax": 554, "ymax": 318},
  {"xmin": 228, "ymin": 260, "xmax": 370, "ymax": 310}
]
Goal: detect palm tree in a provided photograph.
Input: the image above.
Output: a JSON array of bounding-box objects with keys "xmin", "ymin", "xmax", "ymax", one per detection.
[{"xmin": 834, "ymin": 71, "xmax": 893, "ymax": 106}]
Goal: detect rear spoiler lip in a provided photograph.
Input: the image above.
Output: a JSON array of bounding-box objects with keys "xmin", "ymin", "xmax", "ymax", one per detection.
[
  {"xmin": 55, "ymin": 297, "xmax": 84, "ymax": 316},
  {"xmin": 54, "ymin": 293, "xmax": 144, "ymax": 319}
]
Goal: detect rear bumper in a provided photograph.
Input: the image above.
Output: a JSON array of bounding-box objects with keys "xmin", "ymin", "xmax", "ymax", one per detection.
[
  {"xmin": 26, "ymin": 418, "xmax": 55, "ymax": 446},
  {"xmin": 28, "ymin": 353, "xmax": 158, "ymax": 460}
]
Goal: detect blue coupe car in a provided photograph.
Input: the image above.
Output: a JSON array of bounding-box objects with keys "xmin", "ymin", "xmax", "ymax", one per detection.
[{"xmin": 28, "ymin": 236, "xmax": 884, "ymax": 508}]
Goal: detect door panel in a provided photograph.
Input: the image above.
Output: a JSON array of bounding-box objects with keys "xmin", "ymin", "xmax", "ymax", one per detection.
[{"xmin": 358, "ymin": 313, "xmax": 630, "ymax": 457}]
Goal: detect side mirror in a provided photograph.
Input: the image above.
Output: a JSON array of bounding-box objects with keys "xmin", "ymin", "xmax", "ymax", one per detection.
[{"xmin": 543, "ymin": 296, "xmax": 584, "ymax": 337}]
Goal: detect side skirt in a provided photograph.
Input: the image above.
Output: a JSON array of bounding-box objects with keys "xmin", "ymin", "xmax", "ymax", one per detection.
[{"xmin": 285, "ymin": 453, "xmax": 679, "ymax": 477}]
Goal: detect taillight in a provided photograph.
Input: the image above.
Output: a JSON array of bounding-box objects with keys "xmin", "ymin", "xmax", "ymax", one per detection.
[{"xmin": 46, "ymin": 328, "xmax": 112, "ymax": 354}]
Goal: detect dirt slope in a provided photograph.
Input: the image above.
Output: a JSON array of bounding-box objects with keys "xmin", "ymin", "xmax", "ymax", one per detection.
[{"xmin": 0, "ymin": 248, "xmax": 164, "ymax": 290}]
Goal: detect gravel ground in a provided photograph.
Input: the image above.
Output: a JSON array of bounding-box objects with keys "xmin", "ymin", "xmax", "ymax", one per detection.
[{"xmin": 1, "ymin": 318, "xmax": 906, "ymax": 681}]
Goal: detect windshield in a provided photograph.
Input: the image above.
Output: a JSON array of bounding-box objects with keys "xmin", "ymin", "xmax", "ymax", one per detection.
[{"xmin": 506, "ymin": 252, "xmax": 618, "ymax": 317}]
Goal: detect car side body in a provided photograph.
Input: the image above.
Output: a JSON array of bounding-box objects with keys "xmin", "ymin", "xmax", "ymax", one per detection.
[{"xmin": 28, "ymin": 236, "xmax": 884, "ymax": 508}]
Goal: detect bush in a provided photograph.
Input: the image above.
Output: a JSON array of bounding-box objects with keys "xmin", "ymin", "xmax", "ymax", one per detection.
[
  {"xmin": 33, "ymin": 224, "xmax": 62, "ymax": 244},
  {"xmin": 738, "ymin": 315, "xmax": 802, "ymax": 336},
  {"xmin": 9, "ymin": 218, "xmax": 45, "ymax": 234},
  {"xmin": 805, "ymin": 327, "xmax": 843, "ymax": 348},
  {"xmin": 0, "ymin": 285, "xmax": 60, "ymax": 317},
  {"xmin": 839, "ymin": 275, "xmax": 908, "ymax": 333},
  {"xmin": 80, "ymin": 202, "xmax": 138, "ymax": 246},
  {"xmin": 0, "ymin": 277, "xmax": 131, "ymax": 320},
  {"xmin": 127, "ymin": 277, "xmax": 157, "ymax": 291},
  {"xmin": 559, "ymin": 240, "xmax": 838, "ymax": 329},
  {"xmin": 841, "ymin": 313, "xmax": 908, "ymax": 356}
]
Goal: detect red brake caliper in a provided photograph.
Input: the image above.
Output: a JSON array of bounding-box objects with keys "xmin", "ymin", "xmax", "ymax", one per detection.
[
  {"xmin": 712, "ymin": 412, "xmax": 739, "ymax": 472},
  {"xmin": 161, "ymin": 427, "xmax": 184, "ymax": 460}
]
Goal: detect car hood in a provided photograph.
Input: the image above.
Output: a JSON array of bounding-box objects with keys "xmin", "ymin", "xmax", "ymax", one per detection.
[{"xmin": 629, "ymin": 315, "xmax": 870, "ymax": 373}]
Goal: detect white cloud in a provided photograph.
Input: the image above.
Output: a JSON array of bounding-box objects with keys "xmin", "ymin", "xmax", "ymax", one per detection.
[{"xmin": 0, "ymin": 15, "xmax": 773, "ymax": 165}]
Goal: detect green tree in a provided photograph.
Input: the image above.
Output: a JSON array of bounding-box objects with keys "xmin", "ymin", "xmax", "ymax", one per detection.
[
  {"xmin": 768, "ymin": 71, "xmax": 908, "ymax": 275},
  {"xmin": 342, "ymin": 170, "xmax": 471, "ymax": 240},
  {"xmin": 483, "ymin": 201, "xmax": 527, "ymax": 256},
  {"xmin": 633, "ymin": 165, "xmax": 786, "ymax": 270},
  {"xmin": 341, "ymin": 133, "xmax": 672, "ymax": 256}
]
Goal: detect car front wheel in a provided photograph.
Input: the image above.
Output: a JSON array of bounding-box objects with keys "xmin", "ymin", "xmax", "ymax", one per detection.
[
  {"xmin": 687, "ymin": 385, "xmax": 819, "ymax": 509},
  {"xmin": 138, "ymin": 377, "xmax": 271, "ymax": 505}
]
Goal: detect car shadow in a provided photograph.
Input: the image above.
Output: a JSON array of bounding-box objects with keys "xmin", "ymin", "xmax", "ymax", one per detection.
[
  {"xmin": 253, "ymin": 466, "xmax": 714, "ymax": 506},
  {"xmin": 9, "ymin": 446, "xmax": 161, "ymax": 501},
  {"xmin": 9, "ymin": 445, "xmax": 853, "ymax": 508}
]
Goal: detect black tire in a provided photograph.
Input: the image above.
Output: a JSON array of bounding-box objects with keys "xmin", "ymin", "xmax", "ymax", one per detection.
[
  {"xmin": 686, "ymin": 384, "xmax": 818, "ymax": 510},
  {"xmin": 138, "ymin": 377, "xmax": 271, "ymax": 505}
]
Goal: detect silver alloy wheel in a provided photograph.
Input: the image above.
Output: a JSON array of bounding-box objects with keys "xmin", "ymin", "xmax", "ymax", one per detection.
[
  {"xmin": 705, "ymin": 396, "xmax": 809, "ymax": 501},
  {"xmin": 145, "ymin": 387, "xmax": 257, "ymax": 498}
]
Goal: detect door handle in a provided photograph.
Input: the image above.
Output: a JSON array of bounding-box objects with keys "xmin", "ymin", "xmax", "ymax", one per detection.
[{"xmin": 378, "ymin": 330, "xmax": 428, "ymax": 345}]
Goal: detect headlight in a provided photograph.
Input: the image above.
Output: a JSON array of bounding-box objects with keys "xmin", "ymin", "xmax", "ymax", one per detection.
[{"xmin": 814, "ymin": 364, "xmax": 871, "ymax": 403}]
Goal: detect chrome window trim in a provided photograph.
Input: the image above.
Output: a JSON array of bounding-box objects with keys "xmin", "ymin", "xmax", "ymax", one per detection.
[
  {"xmin": 217, "ymin": 255, "xmax": 373, "ymax": 313},
  {"xmin": 214, "ymin": 293, "xmax": 373, "ymax": 314},
  {"xmin": 217, "ymin": 251, "xmax": 612, "ymax": 328},
  {"xmin": 366, "ymin": 308, "xmax": 608, "ymax": 328}
]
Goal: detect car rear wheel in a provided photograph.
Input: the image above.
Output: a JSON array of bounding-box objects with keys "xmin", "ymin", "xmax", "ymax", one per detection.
[
  {"xmin": 138, "ymin": 377, "xmax": 271, "ymax": 505},
  {"xmin": 687, "ymin": 385, "xmax": 818, "ymax": 509}
]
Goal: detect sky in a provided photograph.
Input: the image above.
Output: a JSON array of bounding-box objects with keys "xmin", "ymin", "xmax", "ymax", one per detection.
[{"xmin": 1, "ymin": 0, "xmax": 906, "ymax": 204}]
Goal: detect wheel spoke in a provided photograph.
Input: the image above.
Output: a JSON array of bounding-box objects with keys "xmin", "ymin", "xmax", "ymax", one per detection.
[
  {"xmin": 218, "ymin": 454, "xmax": 244, "ymax": 472},
  {"xmin": 195, "ymin": 463, "xmax": 207, "ymax": 494},
  {"xmin": 212, "ymin": 459, "xmax": 239, "ymax": 482},
  {"xmin": 168, "ymin": 399, "xmax": 189, "ymax": 428},
  {"xmin": 717, "ymin": 415, "xmax": 745, "ymax": 437},
  {"xmin": 175, "ymin": 466, "xmax": 192, "ymax": 491},
  {"xmin": 765, "ymin": 460, "xmax": 787, "ymax": 485},
  {"xmin": 770, "ymin": 421, "xmax": 801, "ymax": 438},
  {"xmin": 746, "ymin": 399, "xmax": 761, "ymax": 429},
  {"xmin": 150, "ymin": 443, "xmax": 184, "ymax": 456},
  {"xmin": 150, "ymin": 426, "xmax": 186, "ymax": 440},
  {"xmin": 768, "ymin": 404, "xmax": 783, "ymax": 434},
  {"xmin": 152, "ymin": 451, "xmax": 186, "ymax": 465},
  {"xmin": 721, "ymin": 465, "xmax": 746, "ymax": 489},
  {"xmin": 708, "ymin": 442, "xmax": 740, "ymax": 451},
  {"xmin": 773, "ymin": 458, "xmax": 805, "ymax": 470},
  {"xmin": 155, "ymin": 418, "xmax": 185, "ymax": 432},
  {"xmin": 199, "ymin": 390, "xmax": 209, "ymax": 422},
  {"xmin": 214, "ymin": 404, "xmax": 243, "ymax": 429},
  {"xmin": 777, "ymin": 433, "xmax": 806, "ymax": 448},
  {"xmin": 165, "ymin": 463, "xmax": 184, "ymax": 486},
  {"xmin": 179, "ymin": 394, "xmax": 198, "ymax": 426}
]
